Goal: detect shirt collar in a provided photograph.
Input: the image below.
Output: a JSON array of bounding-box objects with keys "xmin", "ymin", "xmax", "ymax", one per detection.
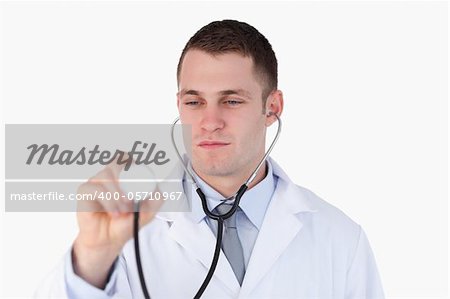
[{"xmin": 186, "ymin": 160, "xmax": 277, "ymax": 230}]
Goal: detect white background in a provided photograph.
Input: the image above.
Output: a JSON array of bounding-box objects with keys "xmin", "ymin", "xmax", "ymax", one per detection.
[{"xmin": 0, "ymin": 1, "xmax": 448, "ymax": 298}]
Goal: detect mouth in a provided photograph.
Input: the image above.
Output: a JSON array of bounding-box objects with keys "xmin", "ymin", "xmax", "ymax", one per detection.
[{"xmin": 197, "ymin": 140, "xmax": 230, "ymax": 150}]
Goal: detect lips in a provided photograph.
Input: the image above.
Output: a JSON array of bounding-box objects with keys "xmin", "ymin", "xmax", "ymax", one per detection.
[{"xmin": 197, "ymin": 140, "xmax": 230, "ymax": 149}]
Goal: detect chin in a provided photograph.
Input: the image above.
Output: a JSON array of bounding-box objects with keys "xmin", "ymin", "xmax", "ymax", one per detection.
[
  {"xmin": 201, "ymin": 167, "xmax": 235, "ymax": 178},
  {"xmin": 192, "ymin": 155, "xmax": 235, "ymax": 177}
]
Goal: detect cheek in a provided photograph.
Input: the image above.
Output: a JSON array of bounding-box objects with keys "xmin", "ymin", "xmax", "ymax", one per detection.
[
  {"xmin": 180, "ymin": 112, "xmax": 199, "ymax": 130},
  {"xmin": 235, "ymin": 118, "xmax": 265, "ymax": 146}
]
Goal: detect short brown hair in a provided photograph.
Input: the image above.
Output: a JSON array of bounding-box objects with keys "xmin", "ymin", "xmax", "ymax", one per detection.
[{"xmin": 177, "ymin": 19, "xmax": 278, "ymax": 102}]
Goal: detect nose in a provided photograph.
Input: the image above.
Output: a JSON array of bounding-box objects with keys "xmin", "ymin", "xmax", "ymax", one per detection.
[{"xmin": 200, "ymin": 106, "xmax": 225, "ymax": 133}]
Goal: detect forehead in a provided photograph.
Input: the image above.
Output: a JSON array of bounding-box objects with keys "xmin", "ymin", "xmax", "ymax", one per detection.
[{"xmin": 178, "ymin": 50, "xmax": 262, "ymax": 95}]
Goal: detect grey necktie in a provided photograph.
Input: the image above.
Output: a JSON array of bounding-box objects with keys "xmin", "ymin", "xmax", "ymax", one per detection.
[{"xmin": 214, "ymin": 203, "xmax": 245, "ymax": 285}]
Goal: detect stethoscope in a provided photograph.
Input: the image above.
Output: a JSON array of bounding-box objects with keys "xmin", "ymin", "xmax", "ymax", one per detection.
[{"xmin": 133, "ymin": 112, "xmax": 282, "ymax": 299}]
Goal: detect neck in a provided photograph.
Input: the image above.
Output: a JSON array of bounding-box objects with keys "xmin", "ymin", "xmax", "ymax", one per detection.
[{"xmin": 193, "ymin": 161, "xmax": 268, "ymax": 198}]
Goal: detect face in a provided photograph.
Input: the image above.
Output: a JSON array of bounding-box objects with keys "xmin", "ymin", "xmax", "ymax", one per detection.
[{"xmin": 177, "ymin": 50, "xmax": 273, "ymax": 179}]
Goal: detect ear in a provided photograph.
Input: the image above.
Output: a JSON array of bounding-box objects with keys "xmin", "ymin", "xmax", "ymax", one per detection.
[{"xmin": 264, "ymin": 90, "xmax": 284, "ymax": 126}]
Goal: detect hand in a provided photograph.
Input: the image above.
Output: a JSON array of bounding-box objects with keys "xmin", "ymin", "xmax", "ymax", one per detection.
[{"xmin": 73, "ymin": 157, "xmax": 161, "ymax": 288}]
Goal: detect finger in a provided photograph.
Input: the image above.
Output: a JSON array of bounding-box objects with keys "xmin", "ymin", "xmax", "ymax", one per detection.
[
  {"xmin": 76, "ymin": 181, "xmax": 104, "ymax": 213},
  {"xmin": 83, "ymin": 178, "xmax": 122, "ymax": 216},
  {"xmin": 102, "ymin": 153, "xmax": 135, "ymax": 213},
  {"xmin": 95, "ymin": 168, "xmax": 130, "ymax": 213},
  {"xmin": 107, "ymin": 151, "xmax": 132, "ymax": 179}
]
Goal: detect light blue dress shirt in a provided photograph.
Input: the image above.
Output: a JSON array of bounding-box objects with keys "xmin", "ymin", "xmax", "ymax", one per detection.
[{"xmin": 186, "ymin": 160, "xmax": 277, "ymax": 270}]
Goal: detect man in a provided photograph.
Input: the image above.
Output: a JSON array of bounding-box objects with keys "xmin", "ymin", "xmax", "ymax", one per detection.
[{"xmin": 36, "ymin": 20, "xmax": 384, "ymax": 298}]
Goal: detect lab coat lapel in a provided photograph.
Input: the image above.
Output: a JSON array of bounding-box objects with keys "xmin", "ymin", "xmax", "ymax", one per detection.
[
  {"xmin": 157, "ymin": 160, "xmax": 241, "ymax": 294},
  {"xmin": 167, "ymin": 213, "xmax": 241, "ymax": 293},
  {"xmin": 239, "ymin": 159, "xmax": 317, "ymax": 297}
]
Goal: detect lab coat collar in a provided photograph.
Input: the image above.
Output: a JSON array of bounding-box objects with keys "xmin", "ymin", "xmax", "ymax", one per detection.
[
  {"xmin": 268, "ymin": 157, "xmax": 318, "ymax": 214},
  {"xmin": 238, "ymin": 157, "xmax": 319, "ymax": 296}
]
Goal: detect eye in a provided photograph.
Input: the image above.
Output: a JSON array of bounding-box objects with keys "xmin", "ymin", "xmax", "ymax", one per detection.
[
  {"xmin": 183, "ymin": 98, "xmax": 204, "ymax": 107},
  {"xmin": 224, "ymin": 99, "xmax": 243, "ymax": 106},
  {"xmin": 184, "ymin": 100, "xmax": 199, "ymax": 106}
]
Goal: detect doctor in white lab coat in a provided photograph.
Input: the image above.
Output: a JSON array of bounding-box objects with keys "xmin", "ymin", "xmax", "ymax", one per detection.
[{"xmin": 36, "ymin": 19, "xmax": 384, "ymax": 299}]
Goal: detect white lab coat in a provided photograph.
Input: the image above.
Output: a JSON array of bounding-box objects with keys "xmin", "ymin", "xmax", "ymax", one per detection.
[{"xmin": 36, "ymin": 158, "xmax": 384, "ymax": 299}]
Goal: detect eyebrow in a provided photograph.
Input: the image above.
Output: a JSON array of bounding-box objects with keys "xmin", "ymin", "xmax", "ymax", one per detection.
[{"xmin": 179, "ymin": 89, "xmax": 252, "ymax": 99}]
